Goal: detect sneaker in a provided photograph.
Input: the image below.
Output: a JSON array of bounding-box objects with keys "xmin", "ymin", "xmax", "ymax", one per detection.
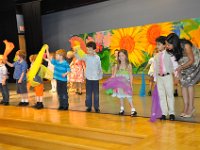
[
  {"xmin": 169, "ymin": 114, "xmax": 175, "ymax": 121},
  {"xmin": 160, "ymin": 115, "xmax": 166, "ymax": 120}
]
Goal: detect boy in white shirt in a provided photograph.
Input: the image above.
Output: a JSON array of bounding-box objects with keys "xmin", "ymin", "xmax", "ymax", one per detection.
[{"xmin": 74, "ymin": 41, "xmax": 102, "ymax": 113}]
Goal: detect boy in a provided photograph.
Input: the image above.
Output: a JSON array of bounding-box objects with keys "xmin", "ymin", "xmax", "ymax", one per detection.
[
  {"xmin": 74, "ymin": 41, "xmax": 102, "ymax": 113},
  {"xmin": 6, "ymin": 50, "xmax": 29, "ymax": 106},
  {"xmin": 154, "ymin": 36, "xmax": 179, "ymax": 121},
  {"xmin": 46, "ymin": 48, "xmax": 70, "ymax": 110},
  {"xmin": 0, "ymin": 55, "xmax": 9, "ymax": 105}
]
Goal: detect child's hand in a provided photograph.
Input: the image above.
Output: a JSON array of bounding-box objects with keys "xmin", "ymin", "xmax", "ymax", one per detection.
[
  {"xmin": 62, "ymin": 73, "xmax": 68, "ymax": 77},
  {"xmin": 18, "ymin": 79, "xmax": 22, "ymax": 84},
  {"xmin": 2, "ymin": 81, "xmax": 6, "ymax": 86}
]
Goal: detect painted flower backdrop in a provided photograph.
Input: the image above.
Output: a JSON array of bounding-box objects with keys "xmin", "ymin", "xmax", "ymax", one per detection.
[{"xmin": 69, "ymin": 17, "xmax": 200, "ymax": 74}]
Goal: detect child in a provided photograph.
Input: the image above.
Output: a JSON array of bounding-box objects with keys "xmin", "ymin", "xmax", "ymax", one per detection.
[
  {"xmin": 46, "ymin": 48, "xmax": 70, "ymax": 110},
  {"xmin": 6, "ymin": 50, "xmax": 29, "ymax": 106},
  {"xmin": 74, "ymin": 41, "xmax": 102, "ymax": 113},
  {"xmin": 154, "ymin": 36, "xmax": 179, "ymax": 121},
  {"xmin": 144, "ymin": 49, "xmax": 158, "ymax": 96},
  {"xmin": 112, "ymin": 49, "xmax": 137, "ymax": 116},
  {"xmin": 68, "ymin": 57, "xmax": 85, "ymax": 95},
  {"xmin": 0, "ymin": 55, "xmax": 9, "ymax": 105},
  {"xmin": 29, "ymin": 54, "xmax": 46, "ymax": 109}
]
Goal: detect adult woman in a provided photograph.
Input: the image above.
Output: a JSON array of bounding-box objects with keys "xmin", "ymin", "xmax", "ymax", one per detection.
[{"xmin": 166, "ymin": 33, "xmax": 200, "ymax": 118}]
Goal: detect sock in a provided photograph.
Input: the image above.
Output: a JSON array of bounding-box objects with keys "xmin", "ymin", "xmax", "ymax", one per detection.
[
  {"xmin": 120, "ymin": 106, "xmax": 124, "ymax": 111},
  {"xmin": 24, "ymin": 99, "xmax": 28, "ymax": 102},
  {"xmin": 21, "ymin": 99, "xmax": 25, "ymax": 102},
  {"xmin": 131, "ymin": 108, "xmax": 136, "ymax": 112}
]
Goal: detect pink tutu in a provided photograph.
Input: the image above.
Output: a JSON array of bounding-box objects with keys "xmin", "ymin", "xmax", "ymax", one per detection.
[{"xmin": 102, "ymin": 76, "xmax": 132, "ymax": 95}]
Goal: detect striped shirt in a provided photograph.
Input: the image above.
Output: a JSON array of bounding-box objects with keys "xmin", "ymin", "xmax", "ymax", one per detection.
[{"xmin": 51, "ymin": 59, "xmax": 70, "ymax": 81}]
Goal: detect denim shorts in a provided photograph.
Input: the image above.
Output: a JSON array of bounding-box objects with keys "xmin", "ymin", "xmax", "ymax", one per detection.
[{"xmin": 16, "ymin": 80, "xmax": 28, "ymax": 94}]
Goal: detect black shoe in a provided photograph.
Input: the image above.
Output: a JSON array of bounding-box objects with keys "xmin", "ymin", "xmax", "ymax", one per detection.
[
  {"xmin": 23, "ymin": 102, "xmax": 29, "ymax": 106},
  {"xmin": 63, "ymin": 107, "xmax": 68, "ymax": 110},
  {"xmin": 18, "ymin": 102, "xmax": 25, "ymax": 106},
  {"xmin": 174, "ymin": 90, "xmax": 178, "ymax": 97},
  {"xmin": 119, "ymin": 110, "xmax": 124, "ymax": 115},
  {"xmin": 58, "ymin": 106, "xmax": 64, "ymax": 110},
  {"xmin": 36, "ymin": 102, "xmax": 44, "ymax": 109},
  {"xmin": 0, "ymin": 101, "xmax": 4, "ymax": 104},
  {"xmin": 131, "ymin": 111, "xmax": 137, "ymax": 117},
  {"xmin": 3, "ymin": 102, "xmax": 9, "ymax": 106},
  {"xmin": 148, "ymin": 91, "xmax": 152, "ymax": 96},
  {"xmin": 169, "ymin": 114, "xmax": 175, "ymax": 121},
  {"xmin": 95, "ymin": 108, "xmax": 100, "ymax": 113},
  {"xmin": 86, "ymin": 108, "xmax": 92, "ymax": 112},
  {"xmin": 160, "ymin": 115, "xmax": 166, "ymax": 120},
  {"xmin": 33, "ymin": 102, "xmax": 39, "ymax": 108}
]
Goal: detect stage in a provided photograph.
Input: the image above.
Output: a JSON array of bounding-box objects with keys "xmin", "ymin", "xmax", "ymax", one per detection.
[
  {"xmin": 5, "ymin": 77, "xmax": 200, "ymax": 123},
  {"xmin": 0, "ymin": 105, "xmax": 200, "ymax": 149}
]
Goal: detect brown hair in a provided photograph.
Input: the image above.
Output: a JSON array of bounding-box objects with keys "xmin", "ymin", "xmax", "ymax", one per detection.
[
  {"xmin": 16, "ymin": 50, "xmax": 26, "ymax": 59},
  {"xmin": 29, "ymin": 54, "xmax": 37, "ymax": 63},
  {"xmin": 56, "ymin": 49, "xmax": 66, "ymax": 58},
  {"xmin": 117, "ymin": 49, "xmax": 130, "ymax": 70}
]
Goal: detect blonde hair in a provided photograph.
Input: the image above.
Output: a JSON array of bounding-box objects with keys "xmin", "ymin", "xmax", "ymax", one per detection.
[{"xmin": 56, "ymin": 49, "xmax": 67, "ymax": 58}]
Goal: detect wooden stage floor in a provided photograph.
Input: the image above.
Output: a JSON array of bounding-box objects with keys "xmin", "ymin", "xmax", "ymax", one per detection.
[
  {"xmin": 6, "ymin": 78, "xmax": 200, "ymax": 123},
  {"xmin": 0, "ymin": 105, "xmax": 200, "ymax": 149}
]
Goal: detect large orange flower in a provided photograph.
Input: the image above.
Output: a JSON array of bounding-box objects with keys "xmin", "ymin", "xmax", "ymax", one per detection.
[
  {"xmin": 188, "ymin": 27, "xmax": 200, "ymax": 49},
  {"xmin": 141, "ymin": 22, "xmax": 174, "ymax": 55},
  {"xmin": 69, "ymin": 36, "xmax": 87, "ymax": 53},
  {"xmin": 110, "ymin": 27, "xmax": 148, "ymax": 67}
]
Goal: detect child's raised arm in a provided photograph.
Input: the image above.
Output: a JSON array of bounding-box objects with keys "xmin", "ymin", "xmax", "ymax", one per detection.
[
  {"xmin": 6, "ymin": 61, "xmax": 14, "ymax": 67},
  {"xmin": 45, "ymin": 45, "xmax": 50, "ymax": 60}
]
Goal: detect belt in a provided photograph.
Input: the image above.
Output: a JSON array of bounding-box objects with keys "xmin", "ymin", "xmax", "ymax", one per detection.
[{"xmin": 158, "ymin": 73, "xmax": 170, "ymax": 77}]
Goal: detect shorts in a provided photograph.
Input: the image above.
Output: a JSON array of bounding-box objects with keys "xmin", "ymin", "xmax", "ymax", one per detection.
[
  {"xmin": 16, "ymin": 80, "xmax": 28, "ymax": 94},
  {"xmin": 34, "ymin": 84, "xmax": 44, "ymax": 96}
]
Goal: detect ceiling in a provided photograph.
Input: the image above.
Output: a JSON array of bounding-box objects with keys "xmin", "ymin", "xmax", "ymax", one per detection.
[{"xmin": 15, "ymin": 0, "xmax": 109, "ymax": 15}]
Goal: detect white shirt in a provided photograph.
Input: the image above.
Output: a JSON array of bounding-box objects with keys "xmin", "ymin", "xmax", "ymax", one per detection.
[
  {"xmin": 0, "ymin": 64, "xmax": 7, "ymax": 83},
  {"xmin": 75, "ymin": 53, "xmax": 102, "ymax": 80}
]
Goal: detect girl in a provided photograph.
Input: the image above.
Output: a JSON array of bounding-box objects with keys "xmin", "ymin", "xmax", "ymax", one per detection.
[
  {"xmin": 68, "ymin": 57, "xmax": 85, "ymax": 95},
  {"xmin": 112, "ymin": 49, "xmax": 137, "ymax": 117}
]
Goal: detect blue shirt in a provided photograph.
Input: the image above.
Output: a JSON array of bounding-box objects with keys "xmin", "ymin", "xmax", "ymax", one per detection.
[
  {"xmin": 51, "ymin": 59, "xmax": 70, "ymax": 82},
  {"xmin": 13, "ymin": 60, "xmax": 28, "ymax": 80}
]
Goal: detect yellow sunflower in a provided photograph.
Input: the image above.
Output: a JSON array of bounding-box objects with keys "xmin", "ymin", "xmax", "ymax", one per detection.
[
  {"xmin": 110, "ymin": 27, "xmax": 148, "ymax": 67},
  {"xmin": 141, "ymin": 22, "xmax": 174, "ymax": 55}
]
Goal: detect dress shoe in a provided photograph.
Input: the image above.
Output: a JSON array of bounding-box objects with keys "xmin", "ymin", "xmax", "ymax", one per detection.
[
  {"xmin": 95, "ymin": 108, "xmax": 100, "ymax": 113},
  {"xmin": 3, "ymin": 102, "xmax": 9, "ymax": 106},
  {"xmin": 160, "ymin": 115, "xmax": 166, "ymax": 120},
  {"xmin": 183, "ymin": 109, "xmax": 195, "ymax": 118},
  {"xmin": 131, "ymin": 111, "xmax": 137, "ymax": 117},
  {"xmin": 119, "ymin": 110, "xmax": 124, "ymax": 115},
  {"xmin": 169, "ymin": 114, "xmax": 175, "ymax": 121},
  {"xmin": 36, "ymin": 102, "xmax": 44, "ymax": 109},
  {"xmin": 23, "ymin": 102, "xmax": 29, "ymax": 106},
  {"xmin": 86, "ymin": 108, "xmax": 92, "ymax": 112},
  {"xmin": 174, "ymin": 89, "xmax": 178, "ymax": 97},
  {"xmin": 148, "ymin": 91, "xmax": 152, "ymax": 96},
  {"xmin": 18, "ymin": 102, "xmax": 25, "ymax": 106}
]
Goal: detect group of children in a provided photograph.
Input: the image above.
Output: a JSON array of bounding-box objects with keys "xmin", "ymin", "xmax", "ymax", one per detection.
[{"xmin": 0, "ymin": 36, "xmax": 188, "ymax": 120}]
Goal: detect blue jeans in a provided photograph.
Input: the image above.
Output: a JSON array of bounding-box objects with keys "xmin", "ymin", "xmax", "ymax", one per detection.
[
  {"xmin": 86, "ymin": 79, "xmax": 99, "ymax": 109},
  {"xmin": 0, "ymin": 83, "xmax": 9, "ymax": 102},
  {"xmin": 56, "ymin": 80, "xmax": 68, "ymax": 109}
]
